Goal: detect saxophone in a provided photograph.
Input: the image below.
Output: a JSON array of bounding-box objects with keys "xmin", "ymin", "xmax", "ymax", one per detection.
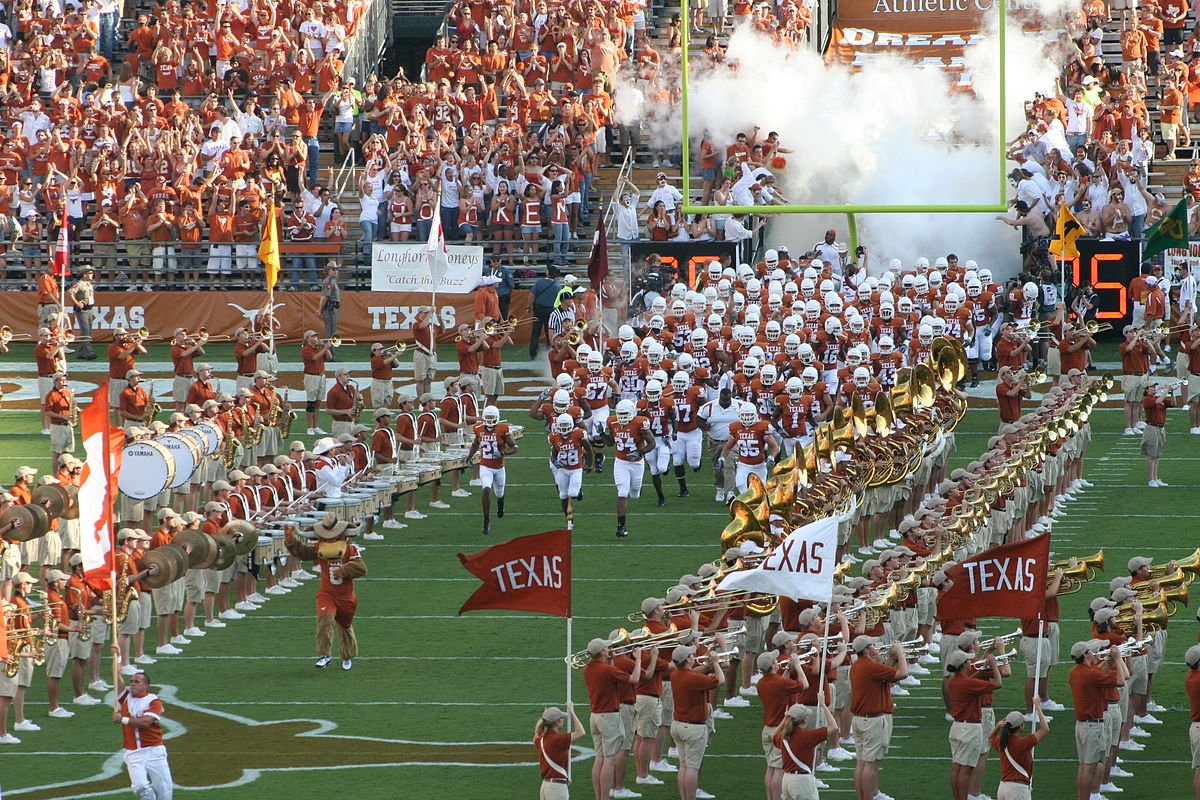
[
  {"xmin": 349, "ymin": 379, "xmax": 363, "ymax": 421},
  {"xmin": 69, "ymin": 394, "xmax": 80, "ymax": 427},
  {"xmin": 102, "ymin": 571, "xmax": 137, "ymax": 625},
  {"xmin": 143, "ymin": 382, "xmax": 161, "ymax": 425}
]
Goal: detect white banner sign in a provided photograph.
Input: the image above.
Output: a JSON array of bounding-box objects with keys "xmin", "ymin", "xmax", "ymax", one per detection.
[
  {"xmin": 716, "ymin": 517, "xmax": 838, "ymax": 603},
  {"xmin": 371, "ymin": 243, "xmax": 483, "ymax": 294}
]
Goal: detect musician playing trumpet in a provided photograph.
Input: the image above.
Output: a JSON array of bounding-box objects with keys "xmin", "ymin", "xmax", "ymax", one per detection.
[
  {"xmin": 1141, "ymin": 382, "xmax": 1176, "ymax": 487},
  {"xmin": 369, "ymin": 342, "xmax": 401, "ymax": 408},
  {"xmin": 108, "ymin": 327, "xmax": 147, "ymax": 418},
  {"xmin": 1181, "ymin": 319, "xmax": 1200, "ymax": 433},
  {"xmin": 170, "ymin": 327, "xmax": 206, "ymax": 412}
]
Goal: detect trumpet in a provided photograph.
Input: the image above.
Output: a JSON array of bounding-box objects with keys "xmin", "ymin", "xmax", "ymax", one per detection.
[
  {"xmin": 0, "ymin": 325, "xmax": 33, "ymax": 342},
  {"xmin": 381, "ymin": 341, "xmax": 408, "ymax": 356},
  {"xmin": 1155, "ymin": 379, "xmax": 1189, "ymax": 395},
  {"xmin": 977, "ymin": 629, "xmax": 1022, "ymax": 651},
  {"xmin": 970, "ymin": 648, "xmax": 1018, "ymax": 670},
  {"xmin": 694, "ymin": 648, "xmax": 738, "ymax": 667},
  {"xmin": 1016, "ymin": 369, "xmax": 1048, "ymax": 386},
  {"xmin": 1095, "ymin": 635, "xmax": 1155, "ymax": 659}
]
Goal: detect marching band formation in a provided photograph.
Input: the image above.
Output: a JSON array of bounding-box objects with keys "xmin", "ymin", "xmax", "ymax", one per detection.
[{"xmin": 2, "ymin": 250, "xmax": 1200, "ymax": 800}]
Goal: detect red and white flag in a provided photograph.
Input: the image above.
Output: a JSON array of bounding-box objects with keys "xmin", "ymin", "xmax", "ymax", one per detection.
[
  {"xmin": 51, "ymin": 216, "xmax": 70, "ymax": 278},
  {"xmin": 935, "ymin": 534, "xmax": 1050, "ymax": 621},
  {"xmin": 78, "ymin": 382, "xmax": 123, "ymax": 589},
  {"xmin": 458, "ymin": 530, "xmax": 572, "ymax": 617}
]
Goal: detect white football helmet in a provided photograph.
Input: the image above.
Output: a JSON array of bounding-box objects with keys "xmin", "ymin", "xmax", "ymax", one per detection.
[
  {"xmin": 691, "ymin": 329, "xmax": 708, "ymax": 349},
  {"xmin": 801, "ymin": 366, "xmax": 819, "ymax": 388},
  {"xmin": 650, "ymin": 297, "xmax": 667, "ymax": 315},
  {"xmin": 804, "ymin": 300, "xmax": 822, "ymax": 321},
  {"xmin": 576, "ymin": 343, "xmax": 593, "ymax": 360},
  {"xmin": 798, "ymin": 342, "xmax": 815, "ymax": 364},
  {"xmin": 979, "ymin": 268, "xmax": 993, "ymax": 284},
  {"xmin": 918, "ymin": 324, "xmax": 935, "ymax": 345},
  {"xmin": 879, "ymin": 303, "xmax": 895, "ymax": 319},
  {"xmin": 785, "ymin": 376, "xmax": 804, "ymax": 398},
  {"xmin": 764, "ymin": 320, "xmax": 781, "ymax": 341},
  {"xmin": 764, "ymin": 248, "xmax": 779, "ymax": 268},
  {"xmin": 760, "ymin": 364, "xmax": 778, "ymax": 385},
  {"xmin": 853, "ymin": 367, "xmax": 871, "ymax": 387},
  {"xmin": 800, "ymin": 277, "xmax": 816, "ymax": 298},
  {"xmin": 736, "ymin": 326, "xmax": 756, "ymax": 348},
  {"xmin": 553, "ymin": 389, "xmax": 571, "ymax": 413},
  {"xmin": 824, "ymin": 317, "xmax": 843, "ymax": 335},
  {"xmin": 615, "ymin": 399, "xmax": 636, "ymax": 425},
  {"xmin": 707, "ymin": 261, "xmax": 722, "ymax": 282},
  {"xmin": 742, "ymin": 356, "xmax": 760, "ymax": 379},
  {"xmin": 878, "ymin": 335, "xmax": 894, "ymax": 353},
  {"xmin": 482, "ymin": 405, "xmax": 500, "ymax": 427},
  {"xmin": 677, "ymin": 353, "xmax": 696, "ymax": 372},
  {"xmin": 645, "ymin": 379, "xmax": 663, "ymax": 402},
  {"xmin": 618, "ymin": 341, "xmax": 637, "ymax": 363},
  {"xmin": 745, "ymin": 278, "xmax": 762, "ymax": 300},
  {"xmin": 825, "ymin": 293, "xmax": 843, "ymax": 314},
  {"xmin": 588, "ymin": 351, "xmax": 605, "ymax": 371},
  {"xmin": 556, "ymin": 373, "xmax": 574, "ymax": 391},
  {"xmin": 738, "ymin": 402, "xmax": 759, "ymax": 426},
  {"xmin": 784, "ymin": 333, "xmax": 801, "ymax": 356},
  {"xmin": 672, "ymin": 371, "xmax": 691, "ymax": 393},
  {"xmin": 648, "ymin": 314, "xmax": 666, "ymax": 333},
  {"xmin": 966, "ymin": 280, "xmax": 983, "ymax": 298},
  {"xmin": 767, "ymin": 293, "xmax": 783, "ymax": 312},
  {"xmin": 707, "ymin": 314, "xmax": 724, "ymax": 334},
  {"xmin": 646, "ymin": 341, "xmax": 665, "ymax": 365},
  {"xmin": 618, "ymin": 324, "xmax": 635, "ymax": 343},
  {"xmin": 670, "ymin": 283, "xmax": 687, "ymax": 300},
  {"xmin": 555, "ymin": 413, "xmax": 575, "ymax": 435},
  {"xmin": 928, "ymin": 270, "xmax": 943, "ymax": 288}
]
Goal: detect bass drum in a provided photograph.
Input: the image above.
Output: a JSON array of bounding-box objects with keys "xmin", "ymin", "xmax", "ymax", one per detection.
[
  {"xmin": 192, "ymin": 420, "xmax": 224, "ymax": 457},
  {"xmin": 156, "ymin": 434, "xmax": 203, "ymax": 489},
  {"xmin": 118, "ymin": 441, "xmax": 176, "ymax": 500}
]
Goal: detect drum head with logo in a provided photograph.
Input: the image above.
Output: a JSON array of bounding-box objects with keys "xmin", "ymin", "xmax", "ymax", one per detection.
[
  {"xmin": 118, "ymin": 440, "xmax": 176, "ymax": 500},
  {"xmin": 157, "ymin": 434, "xmax": 203, "ymax": 489},
  {"xmin": 192, "ymin": 421, "xmax": 224, "ymax": 455}
]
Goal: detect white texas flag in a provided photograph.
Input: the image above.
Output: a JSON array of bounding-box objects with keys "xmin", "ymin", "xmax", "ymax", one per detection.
[{"xmin": 717, "ymin": 517, "xmax": 839, "ymax": 603}]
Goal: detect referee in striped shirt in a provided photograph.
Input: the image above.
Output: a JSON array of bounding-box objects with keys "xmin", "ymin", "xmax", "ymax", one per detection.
[{"xmin": 548, "ymin": 293, "xmax": 576, "ymax": 340}]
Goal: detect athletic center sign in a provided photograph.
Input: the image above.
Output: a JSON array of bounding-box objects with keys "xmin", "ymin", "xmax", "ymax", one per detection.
[
  {"xmin": 829, "ymin": 0, "xmax": 1051, "ymax": 82},
  {"xmin": 370, "ymin": 242, "xmax": 484, "ymax": 294}
]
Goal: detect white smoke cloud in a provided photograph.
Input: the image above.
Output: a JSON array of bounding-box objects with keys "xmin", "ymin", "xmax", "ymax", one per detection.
[{"xmin": 653, "ymin": 1, "xmax": 1083, "ymax": 279}]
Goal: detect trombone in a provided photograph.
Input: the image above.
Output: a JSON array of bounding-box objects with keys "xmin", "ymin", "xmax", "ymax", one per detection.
[
  {"xmin": 132, "ymin": 327, "xmax": 165, "ymax": 342},
  {"xmin": 1084, "ymin": 320, "xmax": 1113, "ymax": 334},
  {"xmin": 380, "ymin": 341, "xmax": 408, "ymax": 356},
  {"xmin": 319, "ymin": 336, "xmax": 356, "ymax": 347},
  {"xmin": 564, "ymin": 623, "xmax": 687, "ymax": 668},
  {"xmin": 0, "ymin": 325, "xmax": 33, "ymax": 342}
]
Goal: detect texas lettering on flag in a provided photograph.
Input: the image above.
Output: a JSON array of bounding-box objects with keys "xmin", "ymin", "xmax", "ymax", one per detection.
[
  {"xmin": 935, "ymin": 534, "xmax": 1051, "ymax": 621},
  {"xmin": 458, "ymin": 530, "xmax": 572, "ymax": 617},
  {"xmin": 716, "ymin": 517, "xmax": 838, "ymax": 603}
]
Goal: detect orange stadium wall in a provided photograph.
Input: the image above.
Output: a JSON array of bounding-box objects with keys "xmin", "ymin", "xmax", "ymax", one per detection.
[{"xmin": 0, "ymin": 292, "xmax": 534, "ymax": 345}]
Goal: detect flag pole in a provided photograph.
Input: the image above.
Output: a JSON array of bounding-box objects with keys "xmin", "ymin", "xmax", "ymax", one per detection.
[
  {"xmin": 109, "ymin": 551, "xmax": 119, "ymax": 707},
  {"xmin": 817, "ymin": 601, "xmax": 832, "ymax": 700},
  {"xmin": 1031, "ymin": 616, "xmax": 1044, "ymax": 716},
  {"xmin": 566, "ymin": 613, "xmax": 573, "ymax": 782}
]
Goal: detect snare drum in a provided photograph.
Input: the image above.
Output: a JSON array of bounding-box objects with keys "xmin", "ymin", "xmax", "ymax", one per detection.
[
  {"xmin": 270, "ymin": 530, "xmax": 286, "ymax": 560},
  {"xmin": 118, "ymin": 441, "xmax": 177, "ymax": 500},
  {"xmin": 315, "ymin": 498, "xmax": 351, "ymax": 522},
  {"xmin": 341, "ymin": 495, "xmax": 365, "ymax": 522},
  {"xmin": 255, "ymin": 536, "xmax": 273, "ymax": 563},
  {"xmin": 348, "ymin": 490, "xmax": 377, "ymax": 517}
]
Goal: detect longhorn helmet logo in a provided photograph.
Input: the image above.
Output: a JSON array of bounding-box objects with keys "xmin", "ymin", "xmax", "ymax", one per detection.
[{"xmin": 227, "ymin": 301, "xmax": 286, "ymax": 327}]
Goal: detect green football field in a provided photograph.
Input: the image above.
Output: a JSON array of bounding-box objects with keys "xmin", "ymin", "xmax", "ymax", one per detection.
[{"xmin": 1, "ymin": 350, "xmax": 1197, "ymax": 799}]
